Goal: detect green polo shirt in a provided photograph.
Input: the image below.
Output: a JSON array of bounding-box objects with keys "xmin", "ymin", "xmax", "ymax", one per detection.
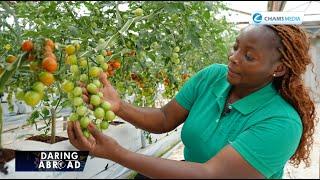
[{"xmin": 175, "ymin": 63, "xmax": 302, "ymax": 179}]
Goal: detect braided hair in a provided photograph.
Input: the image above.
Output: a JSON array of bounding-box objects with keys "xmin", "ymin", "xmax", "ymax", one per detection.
[{"xmin": 266, "ymin": 25, "xmax": 318, "ymax": 167}]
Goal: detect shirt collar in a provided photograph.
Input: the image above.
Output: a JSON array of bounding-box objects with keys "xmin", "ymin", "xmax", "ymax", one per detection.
[
  {"xmin": 211, "ymin": 74, "xmax": 278, "ymax": 115},
  {"xmin": 232, "ymin": 83, "xmax": 278, "ymax": 115}
]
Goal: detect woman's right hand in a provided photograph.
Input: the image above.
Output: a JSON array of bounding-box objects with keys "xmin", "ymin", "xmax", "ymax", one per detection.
[{"xmin": 81, "ymin": 72, "xmax": 122, "ymax": 114}]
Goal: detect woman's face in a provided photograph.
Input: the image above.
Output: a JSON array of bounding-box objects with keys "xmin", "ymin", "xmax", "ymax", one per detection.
[{"xmin": 227, "ymin": 25, "xmax": 282, "ymax": 88}]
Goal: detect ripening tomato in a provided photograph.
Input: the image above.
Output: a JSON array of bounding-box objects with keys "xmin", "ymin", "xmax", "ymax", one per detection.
[
  {"xmin": 42, "ymin": 57, "xmax": 58, "ymax": 73},
  {"xmin": 62, "ymin": 80, "xmax": 74, "ymax": 93},
  {"xmin": 32, "ymin": 82, "xmax": 46, "ymax": 93},
  {"xmin": 24, "ymin": 91, "xmax": 41, "ymax": 107},
  {"xmin": 89, "ymin": 67, "xmax": 101, "ymax": 77},
  {"xmin": 21, "ymin": 40, "xmax": 33, "ymax": 52},
  {"xmin": 112, "ymin": 61, "xmax": 121, "ymax": 69},
  {"xmin": 45, "ymin": 39, "xmax": 55, "ymax": 51},
  {"xmin": 66, "ymin": 55, "xmax": 77, "ymax": 65},
  {"xmin": 6, "ymin": 55, "xmax": 16, "ymax": 63},
  {"xmin": 39, "ymin": 72, "xmax": 55, "ymax": 86},
  {"xmin": 105, "ymin": 50, "xmax": 112, "ymax": 56},
  {"xmin": 65, "ymin": 45, "xmax": 76, "ymax": 55}
]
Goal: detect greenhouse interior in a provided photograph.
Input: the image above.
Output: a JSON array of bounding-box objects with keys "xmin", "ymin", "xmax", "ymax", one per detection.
[{"xmin": 0, "ymin": 1, "xmax": 319, "ymax": 179}]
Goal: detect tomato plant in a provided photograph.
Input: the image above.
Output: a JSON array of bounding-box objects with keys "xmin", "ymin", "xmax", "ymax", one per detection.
[{"xmin": 0, "ymin": 1, "xmax": 237, "ymax": 149}]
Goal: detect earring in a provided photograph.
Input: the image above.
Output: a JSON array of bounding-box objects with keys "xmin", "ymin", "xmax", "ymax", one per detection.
[{"xmin": 273, "ymin": 73, "xmax": 276, "ymax": 77}]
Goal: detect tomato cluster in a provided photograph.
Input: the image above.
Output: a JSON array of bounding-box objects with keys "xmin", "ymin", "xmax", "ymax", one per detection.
[
  {"xmin": 62, "ymin": 44, "xmax": 116, "ymax": 138},
  {"xmin": 16, "ymin": 39, "xmax": 57, "ymax": 107}
]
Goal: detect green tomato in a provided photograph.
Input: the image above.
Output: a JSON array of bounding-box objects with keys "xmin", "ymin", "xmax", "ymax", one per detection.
[
  {"xmin": 94, "ymin": 107, "xmax": 105, "ymax": 119},
  {"xmin": 79, "ymin": 58, "xmax": 87, "ymax": 67},
  {"xmin": 38, "ymin": 6, "xmax": 45, "ymax": 13},
  {"xmin": 24, "ymin": 91, "xmax": 41, "ymax": 107},
  {"xmin": 82, "ymin": 129, "xmax": 91, "ymax": 138},
  {"xmin": 101, "ymin": 101, "xmax": 111, "ymax": 111},
  {"xmin": 101, "ymin": 63, "xmax": 109, "ymax": 71},
  {"xmin": 100, "ymin": 121, "xmax": 109, "ymax": 130},
  {"xmin": 91, "ymin": 22, "xmax": 97, "ymax": 29},
  {"xmin": 172, "ymin": 53, "xmax": 179, "ymax": 59},
  {"xmin": 62, "ymin": 80, "xmax": 74, "ymax": 93},
  {"xmin": 73, "ymin": 97, "xmax": 83, "ymax": 106},
  {"xmin": 172, "ymin": 57, "xmax": 180, "ymax": 64},
  {"xmin": 87, "ymin": 83, "xmax": 98, "ymax": 94},
  {"xmin": 98, "ymin": 38, "xmax": 106, "ymax": 45},
  {"xmin": 105, "ymin": 110, "xmax": 116, "ymax": 122},
  {"xmin": 70, "ymin": 65, "xmax": 79, "ymax": 74},
  {"xmin": 93, "ymin": 79, "xmax": 102, "ymax": 88},
  {"xmin": 80, "ymin": 74, "xmax": 88, "ymax": 82},
  {"xmin": 90, "ymin": 95, "xmax": 101, "ymax": 106},
  {"xmin": 96, "ymin": 55, "xmax": 105, "ymax": 64},
  {"xmin": 174, "ymin": 46, "xmax": 180, "ymax": 52},
  {"xmin": 65, "ymin": 45, "xmax": 76, "ymax": 55},
  {"xmin": 66, "ymin": 55, "xmax": 77, "ymax": 65},
  {"xmin": 68, "ymin": 92, "xmax": 74, "ymax": 100},
  {"xmin": 69, "ymin": 113, "xmax": 79, "ymax": 121},
  {"xmin": 76, "ymin": 106, "xmax": 87, "ymax": 116},
  {"xmin": 97, "ymin": 92, "xmax": 104, "ymax": 98},
  {"xmin": 133, "ymin": 8, "xmax": 143, "ymax": 16},
  {"xmin": 80, "ymin": 117, "xmax": 90, "ymax": 129},
  {"xmin": 172, "ymin": 14, "xmax": 179, "ymax": 21},
  {"xmin": 89, "ymin": 67, "xmax": 101, "ymax": 78},
  {"xmin": 32, "ymin": 82, "xmax": 46, "ymax": 93},
  {"xmin": 16, "ymin": 89, "xmax": 25, "ymax": 101},
  {"xmin": 73, "ymin": 87, "xmax": 82, "ymax": 97}
]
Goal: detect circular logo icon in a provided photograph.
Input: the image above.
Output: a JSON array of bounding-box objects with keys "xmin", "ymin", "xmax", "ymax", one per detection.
[
  {"xmin": 58, "ymin": 160, "xmax": 66, "ymax": 169},
  {"xmin": 253, "ymin": 13, "xmax": 262, "ymax": 23}
]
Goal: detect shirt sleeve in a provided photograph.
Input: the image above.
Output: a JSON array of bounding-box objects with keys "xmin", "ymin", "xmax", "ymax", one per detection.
[
  {"xmin": 230, "ymin": 118, "xmax": 302, "ymax": 178},
  {"xmin": 174, "ymin": 64, "xmax": 224, "ymax": 111}
]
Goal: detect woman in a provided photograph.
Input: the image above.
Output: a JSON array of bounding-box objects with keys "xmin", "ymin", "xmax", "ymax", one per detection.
[{"xmin": 67, "ymin": 25, "xmax": 317, "ymax": 179}]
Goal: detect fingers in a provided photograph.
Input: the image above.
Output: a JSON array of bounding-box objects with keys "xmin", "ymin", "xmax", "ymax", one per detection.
[
  {"xmin": 78, "ymin": 81, "xmax": 86, "ymax": 88},
  {"xmin": 67, "ymin": 121, "xmax": 79, "ymax": 148},
  {"xmin": 81, "ymin": 87, "xmax": 88, "ymax": 96},
  {"xmin": 88, "ymin": 134, "xmax": 96, "ymax": 145},
  {"xmin": 82, "ymin": 94, "xmax": 89, "ymax": 103},
  {"xmin": 99, "ymin": 72, "xmax": 111, "ymax": 87},
  {"xmin": 87, "ymin": 122, "xmax": 102, "ymax": 139},
  {"xmin": 74, "ymin": 121, "xmax": 92, "ymax": 148}
]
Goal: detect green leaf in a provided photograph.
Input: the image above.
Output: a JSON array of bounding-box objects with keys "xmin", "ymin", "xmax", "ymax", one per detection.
[
  {"xmin": 186, "ymin": 24, "xmax": 200, "ymax": 48},
  {"xmin": 27, "ymin": 110, "xmax": 40, "ymax": 125},
  {"xmin": 163, "ymin": 3, "xmax": 184, "ymax": 13},
  {"xmin": 41, "ymin": 107, "xmax": 50, "ymax": 117}
]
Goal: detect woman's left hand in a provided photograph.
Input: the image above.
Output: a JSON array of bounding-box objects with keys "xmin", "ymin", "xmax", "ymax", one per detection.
[{"xmin": 67, "ymin": 121, "xmax": 122, "ymax": 160}]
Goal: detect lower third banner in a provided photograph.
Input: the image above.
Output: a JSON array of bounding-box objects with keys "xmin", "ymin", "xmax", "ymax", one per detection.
[{"xmin": 15, "ymin": 151, "xmax": 89, "ymax": 172}]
